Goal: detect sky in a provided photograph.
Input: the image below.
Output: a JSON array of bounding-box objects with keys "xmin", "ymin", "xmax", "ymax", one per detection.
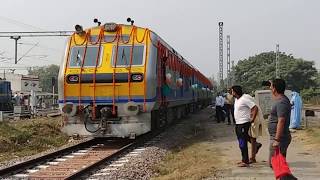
[{"xmin": 0, "ymin": 0, "xmax": 319, "ymax": 77}]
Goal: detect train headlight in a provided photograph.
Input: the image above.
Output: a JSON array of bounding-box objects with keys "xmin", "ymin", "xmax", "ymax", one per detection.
[
  {"xmin": 131, "ymin": 74, "xmax": 143, "ymax": 82},
  {"xmin": 123, "ymin": 101, "xmax": 139, "ymax": 116},
  {"xmin": 67, "ymin": 75, "xmax": 79, "ymax": 83},
  {"xmin": 62, "ymin": 103, "xmax": 72, "ymax": 113},
  {"xmin": 75, "ymin": 25, "xmax": 85, "ymax": 35},
  {"xmin": 62, "ymin": 103, "xmax": 78, "ymax": 117},
  {"xmin": 104, "ymin": 23, "xmax": 118, "ymax": 32}
]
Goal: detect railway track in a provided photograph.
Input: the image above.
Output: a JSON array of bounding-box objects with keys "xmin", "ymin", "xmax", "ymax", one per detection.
[{"xmin": 0, "ymin": 132, "xmax": 155, "ymax": 179}]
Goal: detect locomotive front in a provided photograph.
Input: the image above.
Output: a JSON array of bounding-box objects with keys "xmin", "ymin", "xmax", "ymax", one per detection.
[{"xmin": 58, "ymin": 23, "xmax": 157, "ymax": 138}]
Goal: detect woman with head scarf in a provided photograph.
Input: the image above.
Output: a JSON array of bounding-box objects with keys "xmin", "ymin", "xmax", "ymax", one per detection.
[{"xmin": 289, "ymin": 91, "xmax": 302, "ymax": 129}]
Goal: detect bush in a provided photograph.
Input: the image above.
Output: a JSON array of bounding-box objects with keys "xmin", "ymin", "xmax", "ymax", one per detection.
[
  {"xmin": 9, "ymin": 131, "xmax": 32, "ymax": 145},
  {"xmin": 301, "ymin": 88, "xmax": 320, "ymax": 105}
]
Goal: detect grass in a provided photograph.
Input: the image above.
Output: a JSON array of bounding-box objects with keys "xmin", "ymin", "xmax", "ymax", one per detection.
[
  {"xmin": 305, "ymin": 127, "xmax": 320, "ymax": 144},
  {"xmin": 295, "ymin": 126, "xmax": 320, "ymax": 151},
  {"xmin": 305, "ymin": 97, "xmax": 320, "ymax": 105},
  {"xmin": 152, "ymin": 121, "xmax": 222, "ymax": 180},
  {"xmin": 0, "ymin": 117, "xmax": 69, "ymax": 162},
  {"xmin": 152, "ymin": 142, "xmax": 221, "ymax": 180}
]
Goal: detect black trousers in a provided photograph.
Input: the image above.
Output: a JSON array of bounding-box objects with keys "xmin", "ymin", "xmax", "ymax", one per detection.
[
  {"xmin": 235, "ymin": 122, "xmax": 251, "ymax": 164},
  {"xmin": 225, "ymin": 104, "xmax": 235, "ymax": 124},
  {"xmin": 215, "ymin": 106, "xmax": 224, "ymax": 123}
]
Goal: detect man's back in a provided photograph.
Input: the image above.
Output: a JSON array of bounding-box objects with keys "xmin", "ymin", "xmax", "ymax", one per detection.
[
  {"xmin": 225, "ymin": 93, "xmax": 234, "ymax": 105},
  {"xmin": 216, "ymin": 95, "xmax": 224, "ymax": 107}
]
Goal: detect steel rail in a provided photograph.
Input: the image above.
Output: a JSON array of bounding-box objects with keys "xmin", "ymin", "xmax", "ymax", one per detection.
[
  {"xmin": 0, "ymin": 138, "xmax": 98, "ymax": 178},
  {"xmin": 0, "ymin": 129, "xmax": 162, "ymax": 179},
  {"xmin": 65, "ymin": 132, "xmax": 156, "ymax": 180}
]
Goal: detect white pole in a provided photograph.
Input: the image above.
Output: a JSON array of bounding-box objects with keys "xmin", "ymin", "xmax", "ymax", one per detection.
[
  {"xmin": 30, "ymin": 90, "xmax": 36, "ymax": 115},
  {"xmin": 276, "ymin": 44, "xmax": 280, "ymax": 78},
  {"xmin": 52, "ymin": 85, "xmax": 55, "ymax": 108}
]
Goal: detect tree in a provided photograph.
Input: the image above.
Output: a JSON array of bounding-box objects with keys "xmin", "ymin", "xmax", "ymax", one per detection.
[
  {"xmin": 234, "ymin": 52, "xmax": 318, "ymax": 93},
  {"xmin": 208, "ymin": 75, "xmax": 218, "ymax": 93},
  {"xmin": 28, "ymin": 64, "xmax": 59, "ymax": 93},
  {"xmin": 316, "ymin": 71, "xmax": 320, "ymax": 87}
]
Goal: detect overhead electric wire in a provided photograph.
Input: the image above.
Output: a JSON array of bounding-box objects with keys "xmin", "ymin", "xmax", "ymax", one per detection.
[
  {"xmin": 0, "ymin": 15, "xmax": 45, "ymax": 31},
  {"xmin": 0, "ymin": 16, "xmax": 73, "ymax": 65},
  {"xmin": 0, "ymin": 60, "xmax": 28, "ymax": 66},
  {"xmin": 17, "ymin": 42, "xmax": 39, "ymax": 63},
  {"xmin": 0, "ymin": 31, "xmax": 73, "ymax": 37},
  {"xmin": 19, "ymin": 41, "xmax": 62, "ymax": 52}
]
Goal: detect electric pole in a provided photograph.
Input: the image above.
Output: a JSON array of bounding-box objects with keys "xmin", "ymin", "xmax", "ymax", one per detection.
[
  {"xmin": 231, "ymin": 60, "xmax": 235, "ymax": 85},
  {"xmin": 276, "ymin": 44, "xmax": 280, "ymax": 78},
  {"xmin": 2, "ymin": 31, "xmax": 73, "ymax": 64},
  {"xmin": 226, "ymin": 35, "xmax": 230, "ymax": 87},
  {"xmin": 218, "ymin": 22, "xmax": 224, "ymax": 87},
  {"xmin": 10, "ymin": 36, "xmax": 21, "ymax": 64}
]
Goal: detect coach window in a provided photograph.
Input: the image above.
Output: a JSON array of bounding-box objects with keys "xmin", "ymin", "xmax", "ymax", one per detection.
[
  {"xmin": 112, "ymin": 45, "xmax": 144, "ymax": 66},
  {"xmin": 69, "ymin": 46, "xmax": 103, "ymax": 67}
]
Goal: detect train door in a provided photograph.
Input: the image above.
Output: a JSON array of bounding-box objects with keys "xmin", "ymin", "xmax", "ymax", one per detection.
[
  {"xmin": 158, "ymin": 56, "xmax": 168, "ymax": 128},
  {"xmin": 160, "ymin": 57, "xmax": 168, "ymax": 104},
  {"xmin": 151, "ymin": 52, "xmax": 169, "ymax": 130}
]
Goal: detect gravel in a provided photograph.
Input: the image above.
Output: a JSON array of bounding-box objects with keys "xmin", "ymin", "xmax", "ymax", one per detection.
[
  {"xmin": 90, "ymin": 111, "xmax": 204, "ymax": 180},
  {"xmin": 0, "ymin": 137, "xmax": 91, "ymax": 170},
  {"xmin": 1, "ymin": 109, "xmax": 208, "ymax": 180}
]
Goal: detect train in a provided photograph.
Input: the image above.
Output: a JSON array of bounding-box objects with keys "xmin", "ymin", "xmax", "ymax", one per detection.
[
  {"xmin": 0, "ymin": 80, "xmax": 13, "ymax": 111},
  {"xmin": 58, "ymin": 21, "xmax": 213, "ymax": 138}
]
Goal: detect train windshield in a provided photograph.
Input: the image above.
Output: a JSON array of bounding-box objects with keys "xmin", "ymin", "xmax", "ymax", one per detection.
[
  {"xmin": 112, "ymin": 45, "xmax": 144, "ymax": 66},
  {"xmin": 69, "ymin": 46, "xmax": 103, "ymax": 67}
]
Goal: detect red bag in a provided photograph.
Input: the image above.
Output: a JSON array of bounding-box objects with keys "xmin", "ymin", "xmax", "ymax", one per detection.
[{"xmin": 271, "ymin": 147, "xmax": 292, "ymax": 179}]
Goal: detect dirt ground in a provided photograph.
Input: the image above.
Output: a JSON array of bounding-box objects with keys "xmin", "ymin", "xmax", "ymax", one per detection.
[{"xmin": 196, "ymin": 107, "xmax": 320, "ymax": 180}]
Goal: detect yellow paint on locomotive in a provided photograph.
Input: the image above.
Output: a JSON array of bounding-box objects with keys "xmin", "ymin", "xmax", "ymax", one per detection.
[{"xmin": 63, "ymin": 25, "xmax": 151, "ymax": 98}]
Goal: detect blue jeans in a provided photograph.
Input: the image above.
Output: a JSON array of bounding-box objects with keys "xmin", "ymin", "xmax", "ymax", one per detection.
[{"xmin": 235, "ymin": 122, "xmax": 251, "ymax": 164}]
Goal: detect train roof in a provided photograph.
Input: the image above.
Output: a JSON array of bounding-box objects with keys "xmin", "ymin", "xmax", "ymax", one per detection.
[
  {"xmin": 86, "ymin": 24, "xmax": 197, "ymax": 70},
  {"xmin": 81, "ymin": 23, "xmax": 212, "ymax": 87}
]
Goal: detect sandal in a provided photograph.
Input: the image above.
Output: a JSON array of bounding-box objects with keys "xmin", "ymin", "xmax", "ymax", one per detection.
[
  {"xmin": 237, "ymin": 162, "xmax": 249, "ymax": 167},
  {"xmin": 256, "ymin": 143, "xmax": 262, "ymax": 154},
  {"xmin": 249, "ymin": 158, "xmax": 257, "ymax": 164},
  {"xmin": 236, "ymin": 161, "xmax": 243, "ymax": 164}
]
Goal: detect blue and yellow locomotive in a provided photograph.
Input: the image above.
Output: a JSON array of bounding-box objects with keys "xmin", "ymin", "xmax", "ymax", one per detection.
[
  {"xmin": 0, "ymin": 80, "xmax": 13, "ymax": 111},
  {"xmin": 58, "ymin": 22, "xmax": 213, "ymax": 138}
]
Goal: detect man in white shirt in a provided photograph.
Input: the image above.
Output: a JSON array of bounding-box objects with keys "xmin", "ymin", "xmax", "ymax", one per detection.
[
  {"xmin": 215, "ymin": 93, "xmax": 225, "ymax": 123},
  {"xmin": 231, "ymin": 85, "xmax": 258, "ymax": 167}
]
